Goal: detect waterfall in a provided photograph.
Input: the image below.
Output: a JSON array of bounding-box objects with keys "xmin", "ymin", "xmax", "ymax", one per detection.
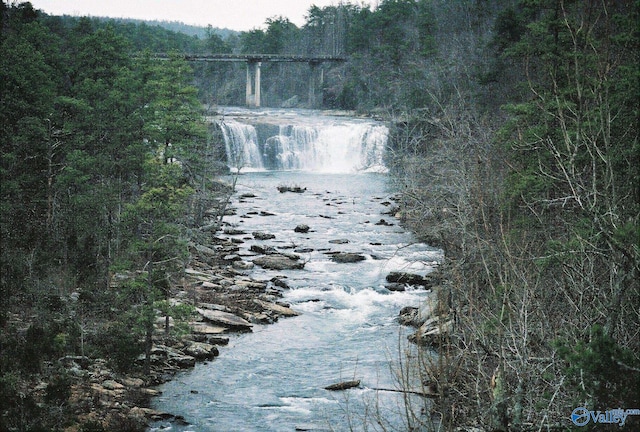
[
  {"xmin": 218, "ymin": 120, "xmax": 264, "ymax": 170},
  {"xmin": 216, "ymin": 111, "xmax": 388, "ymax": 173}
]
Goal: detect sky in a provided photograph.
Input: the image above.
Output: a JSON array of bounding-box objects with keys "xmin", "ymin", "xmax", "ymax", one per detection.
[{"xmin": 27, "ymin": 0, "xmax": 378, "ymax": 31}]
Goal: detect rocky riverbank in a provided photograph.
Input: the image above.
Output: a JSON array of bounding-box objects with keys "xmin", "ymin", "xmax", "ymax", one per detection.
[
  {"xmin": 4, "ymin": 229, "xmax": 304, "ymax": 431},
  {"xmin": 20, "ymin": 183, "xmax": 444, "ymax": 432}
]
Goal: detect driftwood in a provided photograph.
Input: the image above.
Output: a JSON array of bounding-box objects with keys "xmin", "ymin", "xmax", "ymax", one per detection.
[
  {"xmin": 324, "ymin": 380, "xmax": 361, "ymax": 391},
  {"xmin": 369, "ymin": 387, "xmax": 438, "ymax": 398}
]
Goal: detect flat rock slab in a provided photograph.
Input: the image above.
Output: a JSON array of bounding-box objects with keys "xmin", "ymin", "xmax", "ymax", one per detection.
[
  {"xmin": 253, "ymin": 254, "xmax": 305, "ymax": 270},
  {"xmin": 190, "ymin": 322, "xmax": 228, "ymax": 334},
  {"xmin": 331, "ymin": 253, "xmax": 366, "ymax": 263},
  {"xmin": 254, "ymin": 299, "xmax": 299, "ymax": 317},
  {"xmin": 196, "ymin": 308, "xmax": 253, "ymax": 330}
]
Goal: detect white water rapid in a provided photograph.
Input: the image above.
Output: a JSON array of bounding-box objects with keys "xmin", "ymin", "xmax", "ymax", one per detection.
[
  {"xmin": 149, "ymin": 109, "xmax": 441, "ymax": 432},
  {"xmin": 216, "ymin": 108, "xmax": 388, "ymax": 173}
]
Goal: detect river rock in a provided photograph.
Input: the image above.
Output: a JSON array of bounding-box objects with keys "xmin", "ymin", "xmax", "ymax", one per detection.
[
  {"xmin": 385, "ymin": 271, "xmax": 440, "ymax": 288},
  {"xmin": 196, "ymin": 308, "xmax": 253, "ymax": 330},
  {"xmin": 200, "ymin": 281, "xmax": 221, "ymax": 290},
  {"xmin": 250, "ymin": 244, "xmax": 277, "ymax": 254},
  {"xmin": 222, "ymin": 254, "xmax": 241, "ymax": 262},
  {"xmin": 233, "ymin": 260, "xmax": 255, "ymax": 270},
  {"xmin": 253, "ymin": 254, "xmax": 305, "ymax": 270},
  {"xmin": 148, "ymin": 345, "xmax": 197, "ymax": 368},
  {"xmin": 191, "ymin": 322, "xmax": 228, "ymax": 334},
  {"xmin": 102, "ymin": 380, "xmax": 125, "ymax": 391},
  {"xmin": 386, "ymin": 283, "xmax": 406, "ymax": 292},
  {"xmin": 185, "ymin": 268, "xmax": 214, "ymax": 281},
  {"xmin": 408, "ymin": 316, "xmax": 454, "ymax": 346},
  {"xmin": 294, "ymin": 247, "xmax": 314, "ymax": 253},
  {"xmin": 375, "ymin": 218, "xmax": 394, "ymax": 226},
  {"xmin": 277, "ymin": 185, "xmax": 306, "ymax": 193},
  {"xmin": 329, "ymin": 239, "xmax": 349, "ymax": 244},
  {"xmin": 398, "ymin": 306, "xmax": 419, "ymax": 326},
  {"xmin": 184, "ymin": 342, "xmax": 220, "ymax": 360},
  {"xmin": 270, "ymin": 277, "xmax": 291, "ymax": 289},
  {"xmin": 253, "ymin": 231, "xmax": 276, "ymax": 240},
  {"xmin": 223, "ymin": 228, "xmax": 247, "ymax": 235},
  {"xmin": 294, "ymin": 224, "xmax": 310, "ymax": 233},
  {"xmin": 330, "ymin": 252, "xmax": 366, "ymax": 263},
  {"xmin": 254, "ymin": 299, "xmax": 299, "ymax": 317}
]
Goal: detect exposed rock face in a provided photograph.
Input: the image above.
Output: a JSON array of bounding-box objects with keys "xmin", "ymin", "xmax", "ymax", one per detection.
[
  {"xmin": 253, "ymin": 254, "xmax": 305, "ymax": 270},
  {"xmin": 330, "ymin": 252, "xmax": 366, "ymax": 263}
]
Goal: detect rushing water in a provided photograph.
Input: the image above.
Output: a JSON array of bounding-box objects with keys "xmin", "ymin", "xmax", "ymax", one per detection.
[
  {"xmin": 149, "ymin": 109, "xmax": 442, "ymax": 432},
  {"xmin": 216, "ymin": 108, "xmax": 388, "ymax": 173}
]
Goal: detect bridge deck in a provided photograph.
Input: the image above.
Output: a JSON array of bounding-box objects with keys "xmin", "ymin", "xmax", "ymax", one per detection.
[{"xmin": 153, "ymin": 53, "xmax": 346, "ymax": 63}]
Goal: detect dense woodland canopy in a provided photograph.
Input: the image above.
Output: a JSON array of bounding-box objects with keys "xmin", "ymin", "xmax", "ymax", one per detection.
[{"xmin": 1, "ymin": 0, "xmax": 638, "ymax": 431}]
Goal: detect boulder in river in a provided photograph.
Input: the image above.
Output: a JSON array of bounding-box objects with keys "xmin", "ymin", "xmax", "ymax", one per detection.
[
  {"xmin": 294, "ymin": 224, "xmax": 310, "ymax": 233},
  {"xmin": 184, "ymin": 342, "xmax": 220, "ymax": 360},
  {"xmin": 330, "ymin": 253, "xmax": 366, "ymax": 263},
  {"xmin": 250, "ymin": 244, "xmax": 277, "ymax": 254},
  {"xmin": 253, "ymin": 254, "xmax": 305, "ymax": 270},
  {"xmin": 277, "ymin": 185, "xmax": 306, "ymax": 193},
  {"xmin": 328, "ymin": 239, "xmax": 349, "ymax": 244},
  {"xmin": 253, "ymin": 231, "xmax": 276, "ymax": 240},
  {"xmin": 386, "ymin": 271, "xmax": 440, "ymax": 288}
]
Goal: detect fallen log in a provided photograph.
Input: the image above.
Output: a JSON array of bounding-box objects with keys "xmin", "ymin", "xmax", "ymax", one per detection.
[
  {"xmin": 324, "ymin": 380, "xmax": 361, "ymax": 391},
  {"xmin": 369, "ymin": 387, "xmax": 438, "ymax": 398}
]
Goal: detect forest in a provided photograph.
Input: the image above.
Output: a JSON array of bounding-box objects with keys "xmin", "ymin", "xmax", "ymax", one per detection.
[{"xmin": 1, "ymin": 0, "xmax": 638, "ymax": 431}]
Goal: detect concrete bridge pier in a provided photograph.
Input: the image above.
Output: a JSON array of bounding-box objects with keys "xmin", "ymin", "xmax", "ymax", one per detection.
[
  {"xmin": 308, "ymin": 61, "xmax": 324, "ymax": 109},
  {"xmin": 246, "ymin": 60, "xmax": 261, "ymax": 107}
]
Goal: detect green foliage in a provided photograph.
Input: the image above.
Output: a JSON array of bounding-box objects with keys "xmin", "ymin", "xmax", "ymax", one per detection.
[
  {"xmin": 555, "ymin": 325, "xmax": 640, "ymax": 407},
  {"xmin": 80, "ymin": 421, "xmax": 106, "ymax": 432},
  {"xmin": 98, "ymin": 320, "xmax": 145, "ymax": 373},
  {"xmin": 0, "ymin": 372, "xmax": 46, "ymax": 431},
  {"xmin": 44, "ymin": 372, "xmax": 72, "ymax": 405}
]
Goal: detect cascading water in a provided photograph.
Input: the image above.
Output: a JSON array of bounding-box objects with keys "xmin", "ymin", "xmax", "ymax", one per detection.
[
  {"xmin": 216, "ymin": 109, "xmax": 388, "ymax": 173},
  {"xmin": 150, "ymin": 108, "xmax": 441, "ymax": 432},
  {"xmin": 219, "ymin": 119, "xmax": 264, "ymax": 170}
]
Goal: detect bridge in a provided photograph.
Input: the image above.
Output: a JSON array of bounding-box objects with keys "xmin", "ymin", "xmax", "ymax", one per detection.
[{"xmin": 154, "ymin": 53, "xmax": 347, "ymax": 108}]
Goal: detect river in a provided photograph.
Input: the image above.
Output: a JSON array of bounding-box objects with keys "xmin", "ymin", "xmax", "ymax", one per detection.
[{"xmin": 148, "ymin": 108, "xmax": 442, "ymax": 432}]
